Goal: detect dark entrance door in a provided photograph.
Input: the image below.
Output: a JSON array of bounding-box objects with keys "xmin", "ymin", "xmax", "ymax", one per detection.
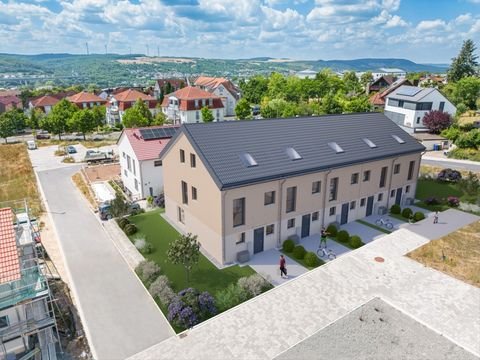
[
  {"xmin": 149, "ymin": 187, "xmax": 153, "ymax": 196},
  {"xmin": 301, "ymin": 214, "xmax": 311, "ymax": 238},
  {"xmin": 253, "ymin": 227, "xmax": 264, "ymax": 254},
  {"xmin": 340, "ymin": 203, "xmax": 349, "ymax": 225},
  {"xmin": 366, "ymin": 196, "xmax": 374, "ymax": 216},
  {"xmin": 395, "ymin": 187, "xmax": 403, "ymax": 205}
]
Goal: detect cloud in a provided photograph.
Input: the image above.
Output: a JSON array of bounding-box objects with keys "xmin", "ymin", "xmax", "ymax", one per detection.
[{"xmin": 416, "ymin": 19, "xmax": 446, "ymax": 31}]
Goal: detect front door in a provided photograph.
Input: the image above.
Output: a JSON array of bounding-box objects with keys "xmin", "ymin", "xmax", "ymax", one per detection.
[
  {"xmin": 366, "ymin": 196, "xmax": 374, "ymax": 216},
  {"xmin": 149, "ymin": 187, "xmax": 153, "ymax": 197},
  {"xmin": 395, "ymin": 187, "xmax": 403, "ymax": 205},
  {"xmin": 301, "ymin": 214, "xmax": 311, "ymax": 238},
  {"xmin": 253, "ymin": 227, "xmax": 264, "ymax": 254},
  {"xmin": 340, "ymin": 203, "xmax": 349, "ymax": 225}
]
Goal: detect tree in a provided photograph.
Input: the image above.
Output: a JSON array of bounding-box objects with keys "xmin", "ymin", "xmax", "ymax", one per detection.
[
  {"xmin": 91, "ymin": 105, "xmax": 106, "ymax": 127},
  {"xmin": 166, "ymin": 233, "xmax": 200, "ymax": 283},
  {"xmin": 342, "ymin": 95, "xmax": 371, "ymax": 113},
  {"xmin": 235, "ymin": 98, "xmax": 251, "ymax": 119},
  {"xmin": 0, "ymin": 113, "xmax": 15, "ymax": 143},
  {"xmin": 41, "ymin": 99, "xmax": 78, "ymax": 140},
  {"xmin": 122, "ymin": 99, "xmax": 152, "ymax": 128},
  {"xmin": 422, "ymin": 110, "xmax": 453, "ymax": 133},
  {"xmin": 239, "ymin": 76, "xmax": 269, "ymax": 104},
  {"xmin": 109, "ymin": 193, "xmax": 128, "ymax": 218},
  {"xmin": 321, "ymin": 94, "xmax": 343, "ymax": 114},
  {"xmin": 343, "ymin": 71, "xmax": 362, "ymax": 95},
  {"xmin": 201, "ymin": 106, "xmax": 214, "ymax": 122},
  {"xmin": 152, "ymin": 110, "xmax": 166, "ymax": 125},
  {"xmin": 3, "ymin": 108, "xmax": 26, "ymax": 133},
  {"xmin": 360, "ymin": 71, "xmax": 373, "ymax": 88},
  {"xmin": 260, "ymin": 98, "xmax": 288, "ymax": 118},
  {"xmin": 451, "ymin": 77, "xmax": 480, "ymax": 110},
  {"xmin": 448, "ymin": 39, "xmax": 479, "ymax": 82},
  {"xmin": 69, "ymin": 109, "xmax": 96, "ymax": 140},
  {"xmin": 26, "ymin": 108, "xmax": 44, "ymax": 132}
]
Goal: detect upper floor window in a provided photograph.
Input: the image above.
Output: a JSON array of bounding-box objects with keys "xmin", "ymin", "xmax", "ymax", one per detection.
[
  {"xmin": 416, "ymin": 102, "xmax": 432, "ymax": 111},
  {"xmin": 439, "ymin": 101, "xmax": 445, "ymax": 112},
  {"xmin": 394, "ymin": 164, "xmax": 401, "ymax": 174},
  {"xmin": 154, "ymin": 160, "xmax": 162, "ymax": 167},
  {"xmin": 408, "ymin": 161, "xmax": 415, "ymax": 180},
  {"xmin": 127, "ymin": 155, "xmax": 131, "ymax": 171},
  {"xmin": 190, "ymin": 153, "xmax": 196, "ymax": 168},
  {"xmin": 192, "ymin": 186, "xmax": 198, "ymax": 200},
  {"xmin": 312, "ymin": 181, "xmax": 321, "ymax": 194},
  {"xmin": 351, "ymin": 173, "xmax": 359, "ymax": 184},
  {"xmin": 264, "ymin": 191, "xmax": 275, "ymax": 206},
  {"xmin": 233, "ymin": 198, "xmax": 245, "ymax": 227},
  {"xmin": 286, "ymin": 186, "xmax": 297, "ymax": 213},
  {"xmin": 180, "ymin": 149, "xmax": 185, "ymax": 163},
  {"xmin": 363, "ymin": 170, "xmax": 370, "ymax": 182},
  {"xmin": 329, "ymin": 177, "xmax": 338, "ymax": 201},
  {"xmin": 181, "ymin": 181, "xmax": 188, "ymax": 205},
  {"xmin": 379, "ymin": 166, "xmax": 387, "ymax": 188}
]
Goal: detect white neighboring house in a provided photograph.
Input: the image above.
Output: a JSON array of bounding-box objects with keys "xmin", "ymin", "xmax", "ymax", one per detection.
[
  {"xmin": 372, "ymin": 68, "xmax": 406, "ymax": 80},
  {"xmin": 106, "ymin": 89, "xmax": 158, "ymax": 126},
  {"xmin": 161, "ymin": 86, "xmax": 224, "ymax": 124},
  {"xmin": 117, "ymin": 126, "xmax": 178, "ymax": 200},
  {"xmin": 295, "ymin": 70, "xmax": 318, "ymax": 79},
  {"xmin": 193, "ymin": 76, "xmax": 240, "ymax": 116},
  {"xmin": 384, "ymin": 85, "xmax": 456, "ymax": 133}
]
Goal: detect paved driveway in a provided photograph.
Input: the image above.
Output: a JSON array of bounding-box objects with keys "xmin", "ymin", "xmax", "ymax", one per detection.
[{"xmin": 35, "ymin": 165, "xmax": 174, "ymax": 359}]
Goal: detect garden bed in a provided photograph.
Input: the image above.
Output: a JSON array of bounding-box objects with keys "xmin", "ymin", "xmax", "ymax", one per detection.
[{"xmin": 280, "ymin": 250, "xmax": 325, "ymax": 270}]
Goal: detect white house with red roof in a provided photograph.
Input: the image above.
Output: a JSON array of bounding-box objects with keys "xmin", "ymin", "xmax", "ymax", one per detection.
[
  {"xmin": 67, "ymin": 91, "xmax": 106, "ymax": 109},
  {"xmin": 28, "ymin": 95, "xmax": 60, "ymax": 114},
  {"xmin": 161, "ymin": 86, "xmax": 224, "ymax": 124},
  {"xmin": 106, "ymin": 89, "xmax": 158, "ymax": 126},
  {"xmin": 193, "ymin": 76, "xmax": 240, "ymax": 116},
  {"xmin": 117, "ymin": 126, "xmax": 178, "ymax": 200}
]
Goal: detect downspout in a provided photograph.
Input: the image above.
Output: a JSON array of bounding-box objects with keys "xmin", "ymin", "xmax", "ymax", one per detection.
[
  {"xmin": 321, "ymin": 169, "xmax": 332, "ymax": 227},
  {"xmin": 276, "ymin": 179, "xmax": 286, "ymax": 248},
  {"xmin": 385, "ymin": 157, "xmax": 398, "ymax": 210},
  {"xmin": 138, "ymin": 159, "xmax": 145, "ymax": 199},
  {"xmin": 221, "ymin": 190, "xmax": 228, "ymax": 264}
]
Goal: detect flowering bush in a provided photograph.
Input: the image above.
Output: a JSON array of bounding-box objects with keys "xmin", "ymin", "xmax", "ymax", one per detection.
[
  {"xmin": 135, "ymin": 260, "xmax": 161, "ymax": 286},
  {"xmin": 424, "ymin": 197, "xmax": 440, "ymax": 205},
  {"xmin": 447, "ymin": 196, "xmax": 460, "ymax": 207},
  {"xmin": 437, "ymin": 168, "xmax": 462, "ymax": 182},
  {"xmin": 167, "ymin": 288, "xmax": 217, "ymax": 329},
  {"xmin": 237, "ymin": 274, "xmax": 270, "ymax": 297},
  {"xmin": 149, "ymin": 275, "xmax": 175, "ymax": 306},
  {"xmin": 153, "ymin": 194, "xmax": 165, "ymax": 208}
]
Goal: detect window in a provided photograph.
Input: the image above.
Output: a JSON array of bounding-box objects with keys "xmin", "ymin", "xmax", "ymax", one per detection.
[
  {"xmin": 0, "ymin": 315, "xmax": 8, "ymax": 329},
  {"xmin": 134, "ymin": 179, "xmax": 138, "ymax": 191},
  {"xmin": 408, "ymin": 161, "xmax": 415, "ymax": 180},
  {"xmin": 406, "ymin": 185, "xmax": 410, "ymax": 193},
  {"xmin": 216, "ymin": 109, "xmax": 220, "ymax": 120},
  {"xmin": 329, "ymin": 206, "xmax": 336, "ymax": 216},
  {"xmin": 266, "ymin": 224, "xmax": 274, "ymax": 235},
  {"xmin": 132, "ymin": 159, "xmax": 136, "ymax": 175},
  {"xmin": 398, "ymin": 100, "xmax": 404, "ymax": 108},
  {"xmin": 351, "ymin": 173, "xmax": 359, "ymax": 184},
  {"xmin": 154, "ymin": 160, "xmax": 162, "ymax": 167},
  {"xmin": 287, "ymin": 218, "xmax": 295, "ymax": 229},
  {"xmin": 180, "ymin": 149, "xmax": 185, "ymax": 163},
  {"xmin": 439, "ymin": 101, "xmax": 445, "ymax": 112},
  {"xmin": 363, "ymin": 138, "xmax": 377, "ymax": 148},
  {"xmin": 181, "ymin": 181, "xmax": 188, "ymax": 204},
  {"xmin": 209, "ymin": 98, "xmax": 213, "ymax": 106},
  {"xmin": 390, "ymin": 189, "xmax": 396, "ymax": 197},
  {"xmin": 416, "ymin": 117, "xmax": 421, "ymax": 124},
  {"xmin": 124, "ymin": 169, "xmax": 128, "ymax": 177},
  {"xmin": 328, "ymin": 142, "xmax": 344, "ymax": 153},
  {"xmin": 233, "ymin": 198, "xmax": 245, "ymax": 227},
  {"xmin": 127, "ymin": 155, "xmax": 131, "ymax": 171},
  {"xmin": 194, "ymin": 99, "xmax": 199, "ymax": 107},
  {"xmin": 312, "ymin": 211, "xmax": 319, "ymax": 221},
  {"xmin": 239, "ymin": 152, "xmax": 258, "ymax": 167},
  {"xmin": 236, "ymin": 232, "xmax": 245, "ymax": 244},
  {"xmin": 190, "ymin": 153, "xmax": 196, "ymax": 168},
  {"xmin": 264, "ymin": 191, "xmax": 275, "ymax": 205},
  {"xmin": 177, "ymin": 207, "xmax": 185, "ymax": 224},
  {"xmin": 360, "ymin": 198, "xmax": 366, "ymax": 207},
  {"xmin": 329, "ymin": 177, "xmax": 338, "ymax": 201},
  {"xmin": 378, "ymin": 193, "xmax": 383, "ymax": 201},
  {"xmin": 312, "ymin": 181, "xmax": 321, "ymax": 194},
  {"xmin": 192, "ymin": 186, "xmax": 197, "ymax": 200},
  {"xmin": 286, "ymin": 186, "xmax": 297, "ymax": 213},
  {"xmin": 379, "ymin": 167, "xmax": 387, "ymax": 188},
  {"xmin": 350, "ymin": 201, "xmax": 356, "ymax": 210},
  {"xmin": 416, "ymin": 102, "xmax": 432, "ymax": 111},
  {"xmin": 196, "ymin": 111, "xmax": 200, "ymax": 121},
  {"xmin": 363, "ymin": 170, "xmax": 370, "ymax": 182},
  {"xmin": 122, "ymin": 152, "xmax": 126, "ymax": 159}
]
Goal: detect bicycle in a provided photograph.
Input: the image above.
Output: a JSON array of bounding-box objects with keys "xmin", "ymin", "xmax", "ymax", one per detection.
[
  {"xmin": 317, "ymin": 246, "xmax": 336, "ymax": 260},
  {"xmin": 375, "ymin": 217, "xmax": 394, "ymax": 230}
]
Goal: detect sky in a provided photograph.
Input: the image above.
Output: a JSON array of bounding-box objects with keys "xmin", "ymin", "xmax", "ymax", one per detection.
[{"xmin": 0, "ymin": 0, "xmax": 479, "ymax": 63}]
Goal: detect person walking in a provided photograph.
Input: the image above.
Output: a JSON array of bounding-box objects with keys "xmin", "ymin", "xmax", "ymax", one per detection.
[
  {"xmin": 433, "ymin": 211, "xmax": 439, "ymax": 224},
  {"xmin": 279, "ymin": 254, "xmax": 287, "ymax": 278},
  {"xmin": 320, "ymin": 226, "xmax": 329, "ymax": 248}
]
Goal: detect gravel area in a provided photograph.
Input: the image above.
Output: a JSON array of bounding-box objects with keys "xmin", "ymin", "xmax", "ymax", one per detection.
[{"xmin": 275, "ymin": 297, "xmax": 479, "ymax": 360}]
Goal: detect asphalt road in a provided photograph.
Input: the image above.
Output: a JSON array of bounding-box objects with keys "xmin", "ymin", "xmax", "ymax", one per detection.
[
  {"xmin": 36, "ymin": 165, "xmax": 174, "ymax": 359},
  {"xmin": 421, "ymin": 158, "xmax": 480, "ymax": 172}
]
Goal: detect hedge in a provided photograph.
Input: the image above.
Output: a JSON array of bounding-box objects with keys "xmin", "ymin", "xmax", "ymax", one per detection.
[
  {"xmin": 326, "ymin": 223, "xmax": 338, "ymax": 237},
  {"xmin": 304, "ymin": 252, "xmax": 319, "ymax": 267},
  {"xmin": 414, "ymin": 211, "xmax": 425, "ymax": 221},
  {"xmin": 390, "ymin": 204, "xmax": 401, "ymax": 214},
  {"xmin": 401, "ymin": 207, "xmax": 413, "ymax": 219},
  {"xmin": 124, "ymin": 223, "xmax": 138, "ymax": 236},
  {"xmin": 292, "ymin": 245, "xmax": 306, "ymax": 260},
  {"xmin": 282, "ymin": 239, "xmax": 295, "ymax": 253},
  {"xmin": 349, "ymin": 235, "xmax": 364, "ymax": 249},
  {"xmin": 337, "ymin": 230, "xmax": 350, "ymax": 243}
]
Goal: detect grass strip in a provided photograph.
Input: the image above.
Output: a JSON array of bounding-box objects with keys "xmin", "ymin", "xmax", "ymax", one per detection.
[{"xmin": 356, "ymin": 219, "xmax": 392, "ymax": 234}]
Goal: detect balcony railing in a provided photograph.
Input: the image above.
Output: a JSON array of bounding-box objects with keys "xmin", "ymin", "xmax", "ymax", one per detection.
[{"xmin": 0, "ymin": 266, "xmax": 48, "ymax": 309}]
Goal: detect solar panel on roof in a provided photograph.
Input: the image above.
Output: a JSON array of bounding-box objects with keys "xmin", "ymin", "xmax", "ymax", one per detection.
[
  {"xmin": 139, "ymin": 127, "xmax": 178, "ymax": 140},
  {"xmin": 396, "ymin": 87, "xmax": 422, "ymax": 97}
]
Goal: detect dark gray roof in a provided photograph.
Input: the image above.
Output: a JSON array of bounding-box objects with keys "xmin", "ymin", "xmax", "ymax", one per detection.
[
  {"xmin": 161, "ymin": 113, "xmax": 425, "ymax": 190},
  {"xmin": 387, "ymin": 85, "xmax": 436, "ymax": 102}
]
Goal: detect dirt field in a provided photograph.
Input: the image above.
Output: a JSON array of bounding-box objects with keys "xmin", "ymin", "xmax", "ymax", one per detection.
[
  {"xmin": 84, "ymin": 163, "xmax": 120, "ymax": 182},
  {"xmin": 408, "ymin": 221, "xmax": 480, "ymax": 287}
]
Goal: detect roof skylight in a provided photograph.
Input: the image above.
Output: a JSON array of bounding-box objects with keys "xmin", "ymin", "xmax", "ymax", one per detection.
[
  {"xmin": 328, "ymin": 142, "xmax": 345, "ymax": 153},
  {"xmin": 239, "ymin": 152, "xmax": 258, "ymax": 167},
  {"xmin": 391, "ymin": 135, "xmax": 406, "ymax": 144},
  {"xmin": 363, "ymin": 138, "xmax": 377, "ymax": 148},
  {"xmin": 286, "ymin": 147, "xmax": 302, "ymax": 160}
]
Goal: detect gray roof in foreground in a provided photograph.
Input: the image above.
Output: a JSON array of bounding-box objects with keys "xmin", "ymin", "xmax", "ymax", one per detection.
[
  {"xmin": 161, "ymin": 113, "xmax": 425, "ymax": 190},
  {"xmin": 275, "ymin": 298, "xmax": 478, "ymax": 360}
]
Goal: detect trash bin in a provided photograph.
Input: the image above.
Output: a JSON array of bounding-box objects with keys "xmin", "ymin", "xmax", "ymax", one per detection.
[{"xmin": 433, "ymin": 144, "xmax": 439, "ymax": 151}]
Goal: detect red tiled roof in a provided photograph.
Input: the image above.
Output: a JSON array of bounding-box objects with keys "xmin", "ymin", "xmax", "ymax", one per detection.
[
  {"xmin": 161, "ymin": 86, "xmax": 224, "ymax": 111},
  {"xmin": 122, "ymin": 126, "xmax": 178, "ymax": 161},
  {"xmin": 0, "ymin": 208, "xmax": 20, "ymax": 285},
  {"xmin": 0, "ymin": 90, "xmax": 20, "ymax": 97},
  {"xmin": 0, "ymin": 95, "xmax": 21, "ymax": 106},
  {"xmin": 114, "ymin": 89, "xmax": 155, "ymax": 102},
  {"xmin": 369, "ymin": 92, "xmax": 385, "ymax": 106},
  {"xmin": 194, "ymin": 76, "xmax": 240, "ymax": 99},
  {"xmin": 31, "ymin": 95, "xmax": 60, "ymax": 107},
  {"xmin": 67, "ymin": 91, "xmax": 106, "ymax": 104}
]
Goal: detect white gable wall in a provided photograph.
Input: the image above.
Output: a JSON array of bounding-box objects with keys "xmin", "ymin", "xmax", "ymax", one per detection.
[
  {"xmin": 118, "ymin": 134, "xmax": 142, "ymax": 200},
  {"xmin": 140, "ymin": 159, "xmax": 164, "ymax": 198},
  {"xmin": 212, "ymin": 85, "xmax": 237, "ymax": 116}
]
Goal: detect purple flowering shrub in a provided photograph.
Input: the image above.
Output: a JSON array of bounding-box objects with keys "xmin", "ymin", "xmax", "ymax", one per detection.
[
  {"xmin": 424, "ymin": 197, "xmax": 440, "ymax": 205},
  {"xmin": 167, "ymin": 288, "xmax": 217, "ymax": 329},
  {"xmin": 437, "ymin": 168, "xmax": 462, "ymax": 182},
  {"xmin": 447, "ymin": 196, "xmax": 460, "ymax": 207}
]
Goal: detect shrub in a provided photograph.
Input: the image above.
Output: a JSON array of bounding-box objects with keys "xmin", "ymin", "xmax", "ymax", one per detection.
[
  {"xmin": 117, "ymin": 217, "xmax": 130, "ymax": 229},
  {"xmin": 337, "ymin": 230, "xmax": 350, "ymax": 243},
  {"xmin": 422, "ymin": 110, "xmax": 452, "ymax": 133},
  {"xmin": 168, "ymin": 288, "xmax": 217, "ymax": 329},
  {"xmin": 304, "ymin": 252, "xmax": 319, "ymax": 267},
  {"xmin": 390, "ymin": 204, "xmax": 401, "ymax": 214},
  {"xmin": 460, "ymin": 172, "xmax": 480, "ymax": 196},
  {"xmin": 437, "ymin": 168, "xmax": 462, "ymax": 182},
  {"xmin": 401, "ymin": 208, "xmax": 413, "ymax": 219},
  {"xmin": 62, "ymin": 156, "xmax": 75, "ymax": 163},
  {"xmin": 146, "ymin": 196, "xmax": 154, "ymax": 207},
  {"xmin": 124, "ymin": 223, "xmax": 138, "ymax": 235},
  {"xmin": 130, "ymin": 208, "xmax": 145, "ymax": 216},
  {"xmin": 134, "ymin": 238, "xmax": 153, "ymax": 254},
  {"xmin": 149, "ymin": 275, "xmax": 172, "ymax": 301},
  {"xmin": 292, "ymin": 245, "xmax": 306, "ymax": 259},
  {"xmin": 424, "ymin": 197, "xmax": 440, "ymax": 205},
  {"xmin": 215, "ymin": 283, "xmax": 249, "ymax": 312},
  {"xmin": 456, "ymin": 102, "xmax": 467, "ymax": 115},
  {"xmin": 136, "ymin": 260, "xmax": 161, "ymax": 285},
  {"xmin": 282, "ymin": 239, "xmax": 295, "ymax": 253},
  {"xmin": 414, "ymin": 212, "xmax": 425, "ymax": 221},
  {"xmin": 349, "ymin": 235, "xmax": 364, "ymax": 249},
  {"xmin": 237, "ymin": 274, "xmax": 270, "ymax": 297},
  {"xmin": 54, "ymin": 149, "xmax": 66, "ymax": 156},
  {"xmin": 447, "ymin": 196, "xmax": 460, "ymax": 207},
  {"xmin": 326, "ymin": 223, "xmax": 338, "ymax": 237}
]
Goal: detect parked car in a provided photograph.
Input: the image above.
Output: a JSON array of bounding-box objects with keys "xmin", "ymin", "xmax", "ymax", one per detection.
[
  {"xmin": 36, "ymin": 133, "xmax": 50, "ymax": 140},
  {"xmin": 66, "ymin": 145, "xmax": 77, "ymax": 154},
  {"xmin": 27, "ymin": 140, "xmax": 37, "ymax": 150},
  {"xmin": 98, "ymin": 201, "xmax": 141, "ymax": 220}
]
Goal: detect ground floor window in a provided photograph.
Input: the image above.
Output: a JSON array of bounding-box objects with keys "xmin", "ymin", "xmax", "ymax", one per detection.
[
  {"xmin": 406, "ymin": 185, "xmax": 410, "ymax": 193},
  {"xmin": 329, "ymin": 206, "xmax": 336, "ymax": 216},
  {"xmin": 377, "ymin": 193, "xmax": 383, "ymax": 201},
  {"xmin": 390, "ymin": 189, "xmax": 396, "ymax": 197},
  {"xmin": 266, "ymin": 224, "xmax": 274, "ymax": 235},
  {"xmin": 134, "ymin": 179, "xmax": 139, "ymax": 191},
  {"xmin": 236, "ymin": 232, "xmax": 245, "ymax": 244},
  {"xmin": 0, "ymin": 316, "xmax": 8, "ymax": 328},
  {"xmin": 360, "ymin": 198, "xmax": 366, "ymax": 207},
  {"xmin": 287, "ymin": 218, "xmax": 295, "ymax": 228},
  {"xmin": 177, "ymin": 207, "xmax": 185, "ymax": 224},
  {"xmin": 312, "ymin": 211, "xmax": 319, "ymax": 221},
  {"xmin": 350, "ymin": 201, "xmax": 356, "ymax": 210}
]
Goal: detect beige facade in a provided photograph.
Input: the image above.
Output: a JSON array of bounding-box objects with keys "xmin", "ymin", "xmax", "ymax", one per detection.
[{"xmin": 163, "ymin": 133, "xmax": 422, "ymax": 265}]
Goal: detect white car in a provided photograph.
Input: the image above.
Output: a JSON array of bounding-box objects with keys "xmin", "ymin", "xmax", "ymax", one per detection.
[{"xmin": 27, "ymin": 140, "xmax": 37, "ymax": 150}]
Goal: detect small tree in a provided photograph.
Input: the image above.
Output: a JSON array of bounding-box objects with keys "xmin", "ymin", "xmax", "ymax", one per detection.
[
  {"xmin": 69, "ymin": 109, "xmax": 96, "ymax": 140},
  {"xmin": 0, "ymin": 113, "xmax": 15, "ymax": 143},
  {"xmin": 27, "ymin": 108, "xmax": 44, "ymax": 133},
  {"xmin": 109, "ymin": 193, "xmax": 128, "ymax": 218},
  {"xmin": 167, "ymin": 233, "xmax": 200, "ymax": 283},
  {"xmin": 201, "ymin": 106, "xmax": 214, "ymax": 122},
  {"xmin": 91, "ymin": 105, "xmax": 106, "ymax": 127},
  {"xmin": 41, "ymin": 99, "xmax": 78, "ymax": 140},
  {"xmin": 235, "ymin": 98, "xmax": 252, "ymax": 120},
  {"xmin": 422, "ymin": 110, "xmax": 452, "ymax": 134},
  {"xmin": 447, "ymin": 39, "xmax": 479, "ymax": 82},
  {"xmin": 152, "ymin": 110, "xmax": 166, "ymax": 125},
  {"xmin": 122, "ymin": 99, "xmax": 152, "ymax": 128}
]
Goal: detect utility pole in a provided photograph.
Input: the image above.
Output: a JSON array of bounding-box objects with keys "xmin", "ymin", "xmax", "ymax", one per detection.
[{"xmin": 146, "ymin": 45, "xmax": 149, "ymax": 57}]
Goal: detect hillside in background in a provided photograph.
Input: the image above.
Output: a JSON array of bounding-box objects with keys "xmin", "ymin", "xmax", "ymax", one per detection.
[{"xmin": 0, "ymin": 53, "xmax": 447, "ymax": 88}]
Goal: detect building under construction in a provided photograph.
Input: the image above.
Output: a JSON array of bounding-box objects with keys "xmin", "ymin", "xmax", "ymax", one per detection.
[{"xmin": 0, "ymin": 203, "xmax": 60, "ymax": 359}]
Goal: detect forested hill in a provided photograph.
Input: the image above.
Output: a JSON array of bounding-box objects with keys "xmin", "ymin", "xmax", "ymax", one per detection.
[{"xmin": 0, "ymin": 53, "xmax": 447, "ymax": 88}]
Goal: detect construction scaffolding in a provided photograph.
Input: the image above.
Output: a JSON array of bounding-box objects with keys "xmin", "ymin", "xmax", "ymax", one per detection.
[{"xmin": 0, "ymin": 200, "xmax": 61, "ymax": 360}]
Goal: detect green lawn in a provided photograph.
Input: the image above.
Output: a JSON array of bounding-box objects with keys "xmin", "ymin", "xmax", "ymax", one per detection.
[
  {"xmin": 355, "ymin": 220, "xmax": 392, "ymax": 234},
  {"xmin": 128, "ymin": 209, "xmax": 256, "ymax": 295},
  {"xmin": 280, "ymin": 250, "xmax": 324, "ymax": 270}
]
